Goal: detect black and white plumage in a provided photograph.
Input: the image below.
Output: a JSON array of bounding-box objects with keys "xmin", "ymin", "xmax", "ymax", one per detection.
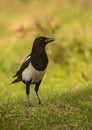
[{"xmin": 12, "ymin": 36, "xmax": 54, "ymax": 106}]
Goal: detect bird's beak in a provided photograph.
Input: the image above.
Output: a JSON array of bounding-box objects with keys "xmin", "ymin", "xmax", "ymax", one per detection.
[{"xmin": 45, "ymin": 38, "xmax": 55, "ymax": 43}]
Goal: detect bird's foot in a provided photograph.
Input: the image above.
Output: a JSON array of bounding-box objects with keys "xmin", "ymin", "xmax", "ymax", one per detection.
[
  {"xmin": 38, "ymin": 101, "xmax": 42, "ymax": 105},
  {"xmin": 24, "ymin": 103, "xmax": 31, "ymax": 107}
]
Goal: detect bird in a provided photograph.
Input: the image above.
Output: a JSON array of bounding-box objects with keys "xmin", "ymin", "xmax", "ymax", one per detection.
[{"xmin": 12, "ymin": 36, "xmax": 54, "ymax": 106}]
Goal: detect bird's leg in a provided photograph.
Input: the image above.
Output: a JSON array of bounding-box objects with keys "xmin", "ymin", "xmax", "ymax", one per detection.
[
  {"xmin": 35, "ymin": 81, "xmax": 42, "ymax": 104},
  {"xmin": 26, "ymin": 83, "xmax": 31, "ymax": 106}
]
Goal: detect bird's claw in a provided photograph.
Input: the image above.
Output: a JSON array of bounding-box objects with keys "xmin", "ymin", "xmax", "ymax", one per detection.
[{"xmin": 38, "ymin": 101, "xmax": 42, "ymax": 105}]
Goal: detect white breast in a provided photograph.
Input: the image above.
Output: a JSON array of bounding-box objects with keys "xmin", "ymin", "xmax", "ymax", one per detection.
[{"xmin": 22, "ymin": 63, "xmax": 46, "ymax": 83}]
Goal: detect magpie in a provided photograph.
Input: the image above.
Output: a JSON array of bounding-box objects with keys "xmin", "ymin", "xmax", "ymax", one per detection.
[{"xmin": 12, "ymin": 36, "xmax": 54, "ymax": 106}]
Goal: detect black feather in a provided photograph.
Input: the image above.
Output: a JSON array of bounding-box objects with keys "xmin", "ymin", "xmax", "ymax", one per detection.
[
  {"xmin": 12, "ymin": 77, "xmax": 21, "ymax": 84},
  {"xmin": 12, "ymin": 75, "xmax": 17, "ymax": 78}
]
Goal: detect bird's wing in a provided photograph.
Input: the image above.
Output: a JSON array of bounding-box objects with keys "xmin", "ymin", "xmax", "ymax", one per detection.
[{"xmin": 13, "ymin": 55, "xmax": 31, "ymax": 77}]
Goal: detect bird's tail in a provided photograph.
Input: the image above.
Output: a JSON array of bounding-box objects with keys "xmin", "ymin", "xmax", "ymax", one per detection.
[
  {"xmin": 12, "ymin": 74, "xmax": 17, "ymax": 78},
  {"xmin": 12, "ymin": 77, "xmax": 21, "ymax": 84}
]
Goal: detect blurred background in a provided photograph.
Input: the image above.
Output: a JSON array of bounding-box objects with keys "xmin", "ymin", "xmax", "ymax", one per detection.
[
  {"xmin": 0, "ymin": 0, "xmax": 92, "ymax": 129},
  {"xmin": 1, "ymin": 0, "xmax": 92, "ymax": 94}
]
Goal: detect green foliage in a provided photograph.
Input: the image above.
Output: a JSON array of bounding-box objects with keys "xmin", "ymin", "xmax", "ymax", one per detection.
[{"xmin": 0, "ymin": 0, "xmax": 92, "ymax": 129}]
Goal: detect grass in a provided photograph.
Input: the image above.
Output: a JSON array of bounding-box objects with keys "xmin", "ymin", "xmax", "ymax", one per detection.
[
  {"xmin": 0, "ymin": 0, "xmax": 92, "ymax": 129},
  {"xmin": 1, "ymin": 84, "xmax": 92, "ymax": 129}
]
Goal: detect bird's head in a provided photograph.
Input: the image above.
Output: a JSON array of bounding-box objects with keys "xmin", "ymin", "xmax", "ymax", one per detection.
[{"xmin": 32, "ymin": 36, "xmax": 54, "ymax": 52}]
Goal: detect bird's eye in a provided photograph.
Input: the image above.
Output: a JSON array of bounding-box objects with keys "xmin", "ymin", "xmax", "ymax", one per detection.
[{"xmin": 40, "ymin": 39, "xmax": 43, "ymax": 42}]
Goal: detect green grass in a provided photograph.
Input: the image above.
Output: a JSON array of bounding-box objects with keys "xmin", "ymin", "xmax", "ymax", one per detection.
[
  {"xmin": 0, "ymin": 0, "xmax": 92, "ymax": 129},
  {"xmin": 1, "ymin": 84, "xmax": 92, "ymax": 130}
]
